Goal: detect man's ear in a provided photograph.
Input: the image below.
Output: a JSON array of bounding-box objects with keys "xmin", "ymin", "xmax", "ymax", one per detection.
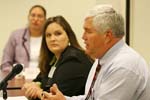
[{"xmin": 104, "ymin": 30, "xmax": 113, "ymax": 44}]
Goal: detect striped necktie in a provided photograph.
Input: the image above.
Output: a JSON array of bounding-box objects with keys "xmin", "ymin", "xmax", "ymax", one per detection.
[{"xmin": 85, "ymin": 60, "xmax": 101, "ymax": 100}]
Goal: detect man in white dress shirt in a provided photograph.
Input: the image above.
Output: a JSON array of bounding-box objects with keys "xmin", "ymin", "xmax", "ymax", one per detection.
[{"xmin": 41, "ymin": 4, "xmax": 150, "ymax": 100}]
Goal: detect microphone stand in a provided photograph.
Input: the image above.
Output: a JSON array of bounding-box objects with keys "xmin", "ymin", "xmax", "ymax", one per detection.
[
  {"xmin": 0, "ymin": 82, "xmax": 8, "ymax": 100},
  {"xmin": 2, "ymin": 82, "xmax": 8, "ymax": 100}
]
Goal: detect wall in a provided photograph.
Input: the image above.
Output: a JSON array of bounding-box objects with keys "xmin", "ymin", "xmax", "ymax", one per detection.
[
  {"xmin": 130, "ymin": 0, "xmax": 150, "ymax": 64},
  {"xmin": 0, "ymin": 0, "xmax": 96, "ymax": 60}
]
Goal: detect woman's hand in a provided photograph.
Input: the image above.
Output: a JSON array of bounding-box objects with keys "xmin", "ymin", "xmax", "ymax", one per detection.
[{"xmin": 22, "ymin": 82, "xmax": 43, "ymax": 99}]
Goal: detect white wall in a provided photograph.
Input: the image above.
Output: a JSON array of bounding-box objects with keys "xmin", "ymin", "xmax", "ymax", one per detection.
[
  {"xmin": 0, "ymin": 0, "xmax": 96, "ymax": 60},
  {"xmin": 130, "ymin": 0, "xmax": 150, "ymax": 63}
]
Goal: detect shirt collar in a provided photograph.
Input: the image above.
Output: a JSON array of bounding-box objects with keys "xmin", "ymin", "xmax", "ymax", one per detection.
[{"xmin": 99, "ymin": 39, "xmax": 125, "ymax": 66}]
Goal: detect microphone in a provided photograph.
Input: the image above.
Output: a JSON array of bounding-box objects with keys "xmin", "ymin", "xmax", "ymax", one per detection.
[{"xmin": 0, "ymin": 64, "xmax": 23, "ymax": 90}]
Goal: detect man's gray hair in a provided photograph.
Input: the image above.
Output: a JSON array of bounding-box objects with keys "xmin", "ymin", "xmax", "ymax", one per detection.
[{"xmin": 86, "ymin": 4, "xmax": 125, "ymax": 37}]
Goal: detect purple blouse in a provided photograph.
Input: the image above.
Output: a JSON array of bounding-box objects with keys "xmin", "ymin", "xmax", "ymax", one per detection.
[{"xmin": 1, "ymin": 27, "xmax": 30, "ymax": 71}]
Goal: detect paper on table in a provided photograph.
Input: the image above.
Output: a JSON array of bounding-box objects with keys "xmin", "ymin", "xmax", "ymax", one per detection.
[{"xmin": 0, "ymin": 96, "xmax": 27, "ymax": 100}]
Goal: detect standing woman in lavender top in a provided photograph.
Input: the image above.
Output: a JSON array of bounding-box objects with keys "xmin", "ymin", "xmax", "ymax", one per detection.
[{"xmin": 1, "ymin": 5, "xmax": 46, "ymax": 72}]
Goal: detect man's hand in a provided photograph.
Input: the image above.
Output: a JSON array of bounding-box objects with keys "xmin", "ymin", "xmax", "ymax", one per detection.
[{"xmin": 41, "ymin": 84, "xmax": 66, "ymax": 100}]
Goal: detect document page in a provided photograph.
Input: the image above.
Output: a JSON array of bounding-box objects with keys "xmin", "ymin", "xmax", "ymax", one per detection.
[{"xmin": 0, "ymin": 96, "xmax": 27, "ymax": 100}]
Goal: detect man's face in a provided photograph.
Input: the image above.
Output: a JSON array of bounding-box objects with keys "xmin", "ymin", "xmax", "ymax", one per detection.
[{"xmin": 82, "ymin": 17, "xmax": 106, "ymax": 59}]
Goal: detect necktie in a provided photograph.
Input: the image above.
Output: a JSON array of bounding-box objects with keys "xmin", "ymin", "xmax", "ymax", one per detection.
[{"xmin": 85, "ymin": 60, "xmax": 101, "ymax": 100}]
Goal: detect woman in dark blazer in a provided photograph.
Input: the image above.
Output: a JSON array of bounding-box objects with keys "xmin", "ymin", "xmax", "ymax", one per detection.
[{"xmin": 22, "ymin": 15, "xmax": 93, "ymax": 100}]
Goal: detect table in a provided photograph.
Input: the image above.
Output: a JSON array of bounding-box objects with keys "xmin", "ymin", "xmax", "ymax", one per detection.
[{"xmin": 0, "ymin": 71, "xmax": 32, "ymax": 97}]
